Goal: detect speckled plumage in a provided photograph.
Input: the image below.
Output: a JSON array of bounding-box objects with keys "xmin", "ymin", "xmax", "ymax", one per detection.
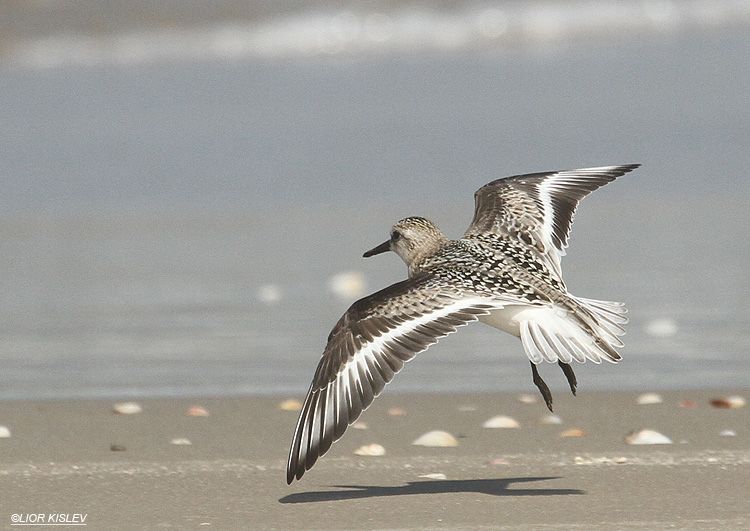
[{"xmin": 287, "ymin": 164, "xmax": 639, "ymax": 484}]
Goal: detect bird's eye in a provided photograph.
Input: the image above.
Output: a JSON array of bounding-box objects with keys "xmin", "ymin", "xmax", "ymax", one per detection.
[{"xmin": 391, "ymin": 230, "xmax": 402, "ymax": 241}]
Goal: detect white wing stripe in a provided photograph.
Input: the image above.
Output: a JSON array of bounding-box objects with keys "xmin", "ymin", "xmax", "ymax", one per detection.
[
  {"xmin": 331, "ymin": 298, "xmax": 496, "ymax": 422},
  {"xmin": 538, "ymin": 176, "xmax": 562, "ymax": 257}
]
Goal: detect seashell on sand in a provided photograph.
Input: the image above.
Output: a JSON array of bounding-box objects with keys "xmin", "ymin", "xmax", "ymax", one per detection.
[
  {"xmin": 560, "ymin": 428, "xmax": 586, "ymax": 437},
  {"xmin": 539, "ymin": 414, "xmax": 562, "ymax": 425},
  {"xmin": 278, "ymin": 399, "xmax": 303, "ymax": 411},
  {"xmin": 354, "ymin": 443, "xmax": 385, "ymax": 456},
  {"xmin": 709, "ymin": 396, "xmax": 746, "ymax": 409},
  {"xmin": 489, "ymin": 458, "xmax": 510, "ymax": 465},
  {"xmin": 186, "ymin": 405, "xmax": 210, "ymax": 417},
  {"xmin": 170, "ymin": 437, "xmax": 192, "ymax": 445},
  {"xmin": 351, "ymin": 421, "xmax": 368, "ymax": 430},
  {"xmin": 637, "ymin": 392, "xmax": 663, "ymax": 405},
  {"xmin": 518, "ymin": 393, "xmax": 538, "ymax": 404},
  {"xmin": 0, "ymin": 425, "xmax": 10, "ymax": 438},
  {"xmin": 412, "ymin": 430, "xmax": 459, "ymax": 447},
  {"xmin": 388, "ymin": 407, "xmax": 407, "ymax": 416},
  {"xmin": 419, "ymin": 473, "xmax": 447, "ymax": 480},
  {"xmin": 113, "ymin": 402, "xmax": 143, "ymax": 415},
  {"xmin": 719, "ymin": 429, "xmax": 736, "ymax": 437},
  {"xmin": 625, "ymin": 428, "xmax": 672, "ymax": 445},
  {"xmin": 482, "ymin": 415, "xmax": 520, "ymax": 429}
]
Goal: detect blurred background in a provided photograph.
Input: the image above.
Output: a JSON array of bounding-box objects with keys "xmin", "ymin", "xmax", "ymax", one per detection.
[{"xmin": 0, "ymin": 0, "xmax": 748, "ymax": 400}]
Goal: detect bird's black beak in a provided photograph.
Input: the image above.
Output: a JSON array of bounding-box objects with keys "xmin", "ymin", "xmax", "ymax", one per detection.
[{"xmin": 363, "ymin": 240, "xmax": 391, "ymax": 258}]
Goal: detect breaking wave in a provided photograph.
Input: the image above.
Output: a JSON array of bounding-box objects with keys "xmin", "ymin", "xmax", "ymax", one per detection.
[{"xmin": 5, "ymin": 0, "xmax": 750, "ymax": 69}]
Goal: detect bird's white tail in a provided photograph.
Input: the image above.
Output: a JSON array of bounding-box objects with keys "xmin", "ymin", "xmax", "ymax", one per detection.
[{"xmin": 519, "ymin": 296, "xmax": 627, "ymax": 365}]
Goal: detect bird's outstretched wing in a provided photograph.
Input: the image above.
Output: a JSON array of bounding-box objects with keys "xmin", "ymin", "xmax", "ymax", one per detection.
[
  {"xmin": 464, "ymin": 165, "xmax": 639, "ymax": 279},
  {"xmin": 287, "ymin": 273, "xmax": 499, "ymax": 483}
]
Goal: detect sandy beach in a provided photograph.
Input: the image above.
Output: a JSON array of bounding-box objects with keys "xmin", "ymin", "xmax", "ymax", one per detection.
[
  {"xmin": 0, "ymin": 389, "xmax": 748, "ymax": 530},
  {"xmin": 1, "ymin": 1, "xmax": 749, "ymax": 528}
]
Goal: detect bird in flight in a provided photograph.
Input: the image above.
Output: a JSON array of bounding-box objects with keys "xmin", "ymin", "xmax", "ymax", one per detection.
[{"xmin": 287, "ymin": 164, "xmax": 638, "ymax": 483}]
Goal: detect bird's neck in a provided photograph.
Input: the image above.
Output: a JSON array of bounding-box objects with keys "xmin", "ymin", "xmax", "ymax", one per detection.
[{"xmin": 406, "ymin": 237, "xmax": 451, "ymax": 277}]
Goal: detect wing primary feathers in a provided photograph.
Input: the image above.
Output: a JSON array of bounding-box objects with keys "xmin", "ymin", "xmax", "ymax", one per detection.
[
  {"xmin": 286, "ymin": 274, "xmax": 498, "ymax": 483},
  {"xmin": 464, "ymin": 164, "xmax": 638, "ymax": 279}
]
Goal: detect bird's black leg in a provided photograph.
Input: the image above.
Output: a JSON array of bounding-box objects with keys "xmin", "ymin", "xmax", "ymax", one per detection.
[
  {"xmin": 530, "ymin": 361, "xmax": 554, "ymax": 412},
  {"xmin": 558, "ymin": 362, "xmax": 577, "ymax": 396}
]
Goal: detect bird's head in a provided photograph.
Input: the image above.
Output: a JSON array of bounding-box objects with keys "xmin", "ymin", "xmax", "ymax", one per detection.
[{"xmin": 363, "ymin": 216, "xmax": 448, "ymax": 274}]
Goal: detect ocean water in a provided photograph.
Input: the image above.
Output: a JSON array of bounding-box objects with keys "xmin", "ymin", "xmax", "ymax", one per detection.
[{"xmin": 0, "ymin": 1, "xmax": 749, "ymax": 400}]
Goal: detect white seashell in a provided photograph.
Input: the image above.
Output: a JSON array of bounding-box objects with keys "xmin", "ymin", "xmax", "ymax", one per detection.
[
  {"xmin": 353, "ymin": 443, "xmax": 385, "ymax": 456},
  {"xmin": 186, "ymin": 405, "xmax": 210, "ymax": 417},
  {"xmin": 482, "ymin": 415, "xmax": 520, "ymax": 429},
  {"xmin": 412, "ymin": 430, "xmax": 459, "ymax": 447},
  {"xmin": 278, "ymin": 399, "xmax": 302, "ymax": 411},
  {"xmin": 645, "ymin": 318, "xmax": 678, "ymax": 337},
  {"xmin": 517, "ymin": 394, "xmax": 538, "ymax": 404},
  {"xmin": 170, "ymin": 437, "xmax": 192, "ymax": 445},
  {"xmin": 538, "ymin": 414, "xmax": 562, "ymax": 425},
  {"xmin": 0, "ymin": 425, "xmax": 10, "ymax": 438},
  {"xmin": 625, "ymin": 429, "xmax": 672, "ymax": 445},
  {"xmin": 418, "ymin": 473, "xmax": 447, "ymax": 480},
  {"xmin": 637, "ymin": 392, "xmax": 663, "ymax": 405},
  {"xmin": 257, "ymin": 284, "xmax": 282, "ymax": 304},
  {"xmin": 560, "ymin": 428, "xmax": 586, "ymax": 437},
  {"xmin": 113, "ymin": 402, "xmax": 143, "ymax": 415},
  {"xmin": 710, "ymin": 396, "xmax": 746, "ymax": 409},
  {"xmin": 719, "ymin": 429, "xmax": 736, "ymax": 437},
  {"xmin": 329, "ymin": 271, "xmax": 366, "ymax": 300},
  {"xmin": 351, "ymin": 421, "xmax": 368, "ymax": 430},
  {"xmin": 387, "ymin": 407, "xmax": 406, "ymax": 416}
]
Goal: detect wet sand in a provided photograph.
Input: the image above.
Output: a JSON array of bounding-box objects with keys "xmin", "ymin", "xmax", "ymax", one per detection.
[{"xmin": 0, "ymin": 390, "xmax": 748, "ymax": 530}]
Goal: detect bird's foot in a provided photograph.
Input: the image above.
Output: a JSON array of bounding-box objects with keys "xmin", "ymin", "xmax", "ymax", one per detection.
[
  {"xmin": 530, "ymin": 361, "xmax": 554, "ymax": 412},
  {"xmin": 558, "ymin": 362, "xmax": 577, "ymax": 396}
]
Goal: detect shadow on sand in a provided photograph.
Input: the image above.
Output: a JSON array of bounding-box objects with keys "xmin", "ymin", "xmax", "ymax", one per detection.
[{"xmin": 280, "ymin": 476, "xmax": 584, "ymax": 503}]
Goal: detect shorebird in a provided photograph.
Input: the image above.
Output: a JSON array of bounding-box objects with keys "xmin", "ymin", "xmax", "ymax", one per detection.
[{"xmin": 287, "ymin": 164, "xmax": 638, "ymax": 483}]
